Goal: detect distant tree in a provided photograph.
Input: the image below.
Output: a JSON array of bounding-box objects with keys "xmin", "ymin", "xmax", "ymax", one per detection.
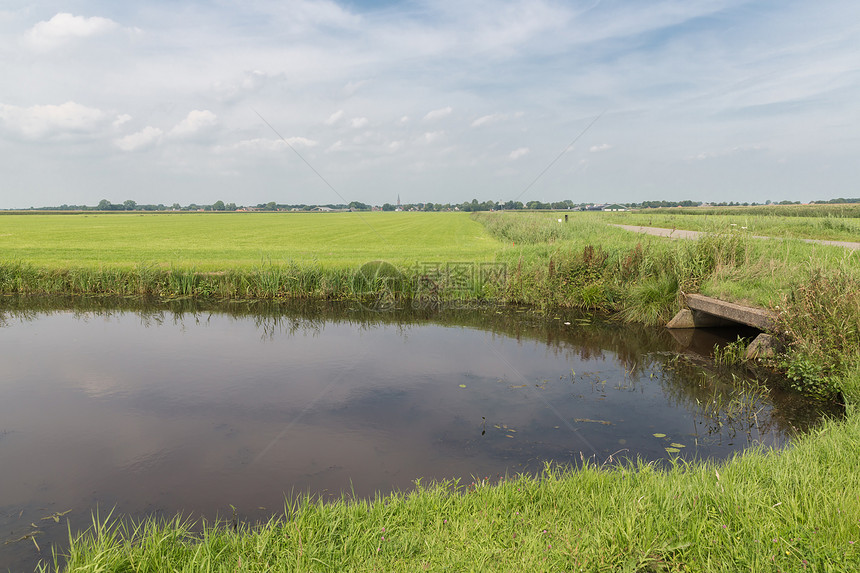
[
  {"xmin": 123, "ymin": 200, "xmax": 137, "ymax": 211},
  {"xmin": 348, "ymin": 201, "xmax": 370, "ymax": 210},
  {"xmin": 213, "ymin": 200, "xmax": 226, "ymax": 211},
  {"xmin": 381, "ymin": 203, "xmax": 395, "ymax": 211},
  {"xmin": 226, "ymin": 202, "xmax": 237, "ymax": 211},
  {"xmin": 424, "ymin": 202, "xmax": 435, "ymax": 211},
  {"xmin": 265, "ymin": 201, "xmax": 277, "ymax": 211},
  {"xmin": 98, "ymin": 199, "xmax": 112, "ymax": 210},
  {"xmin": 172, "ymin": 203, "xmax": 181, "ymax": 211}
]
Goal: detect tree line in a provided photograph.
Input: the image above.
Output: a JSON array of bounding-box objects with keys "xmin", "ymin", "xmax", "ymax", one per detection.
[{"xmin": 25, "ymin": 196, "xmax": 856, "ymax": 213}]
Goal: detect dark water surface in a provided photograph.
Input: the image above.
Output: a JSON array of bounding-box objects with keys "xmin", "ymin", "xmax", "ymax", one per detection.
[{"xmin": 0, "ymin": 299, "xmax": 838, "ymax": 571}]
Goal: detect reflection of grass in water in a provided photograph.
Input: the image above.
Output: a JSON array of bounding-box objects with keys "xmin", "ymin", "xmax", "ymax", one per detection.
[
  {"xmin": 654, "ymin": 355, "xmax": 798, "ymax": 441},
  {"xmin": 52, "ymin": 412, "xmax": 860, "ymax": 572}
]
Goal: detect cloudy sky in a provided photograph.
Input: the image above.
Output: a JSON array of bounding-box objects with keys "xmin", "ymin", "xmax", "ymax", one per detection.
[{"xmin": 1, "ymin": 1, "xmax": 858, "ymax": 209}]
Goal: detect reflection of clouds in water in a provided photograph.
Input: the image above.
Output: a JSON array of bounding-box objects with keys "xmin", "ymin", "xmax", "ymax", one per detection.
[{"xmin": 73, "ymin": 372, "xmax": 122, "ymax": 398}]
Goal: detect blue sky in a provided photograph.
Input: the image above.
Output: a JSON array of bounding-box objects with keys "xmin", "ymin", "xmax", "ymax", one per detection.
[{"xmin": 1, "ymin": 0, "xmax": 858, "ymax": 208}]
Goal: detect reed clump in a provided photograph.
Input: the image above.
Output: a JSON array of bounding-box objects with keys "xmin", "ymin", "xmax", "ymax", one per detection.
[{"xmin": 775, "ymin": 264, "xmax": 860, "ymax": 399}]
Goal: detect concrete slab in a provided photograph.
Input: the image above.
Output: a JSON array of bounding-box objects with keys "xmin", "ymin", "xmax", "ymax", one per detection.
[
  {"xmin": 684, "ymin": 294, "xmax": 776, "ymax": 331},
  {"xmin": 666, "ymin": 308, "xmax": 736, "ymax": 329}
]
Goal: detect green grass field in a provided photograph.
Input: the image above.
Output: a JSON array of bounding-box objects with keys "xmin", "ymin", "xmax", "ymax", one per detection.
[{"xmin": 0, "ymin": 212, "xmax": 501, "ymax": 269}]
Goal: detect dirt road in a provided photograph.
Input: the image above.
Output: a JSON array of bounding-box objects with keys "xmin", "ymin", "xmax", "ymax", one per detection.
[{"xmin": 612, "ymin": 224, "xmax": 860, "ymax": 251}]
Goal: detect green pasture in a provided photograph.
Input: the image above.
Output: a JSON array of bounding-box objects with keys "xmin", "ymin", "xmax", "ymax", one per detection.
[{"xmin": 0, "ymin": 212, "xmax": 501, "ymax": 269}]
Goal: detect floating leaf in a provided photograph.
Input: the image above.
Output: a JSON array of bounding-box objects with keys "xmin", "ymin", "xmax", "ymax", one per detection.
[
  {"xmin": 652, "ymin": 433, "xmax": 667, "ymax": 438},
  {"xmin": 665, "ymin": 447, "xmax": 680, "ymax": 453},
  {"xmin": 506, "ymin": 435, "xmax": 514, "ymax": 438},
  {"xmin": 458, "ymin": 384, "xmax": 467, "ymax": 388},
  {"xmin": 670, "ymin": 443, "xmax": 686, "ymax": 448}
]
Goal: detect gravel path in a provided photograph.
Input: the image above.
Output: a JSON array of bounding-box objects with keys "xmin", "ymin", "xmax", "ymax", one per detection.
[{"xmin": 612, "ymin": 224, "xmax": 860, "ymax": 251}]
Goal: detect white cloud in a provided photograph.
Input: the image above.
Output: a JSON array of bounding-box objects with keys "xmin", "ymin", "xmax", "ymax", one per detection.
[
  {"xmin": 589, "ymin": 143, "xmax": 612, "ymax": 152},
  {"xmin": 112, "ymin": 114, "xmax": 132, "ymax": 128},
  {"xmin": 471, "ymin": 112, "xmax": 523, "ymax": 127},
  {"xmin": 508, "ymin": 147, "xmax": 530, "ymax": 160},
  {"xmin": 388, "ymin": 141, "xmax": 403, "ymax": 152},
  {"xmin": 168, "ymin": 110, "xmax": 217, "ymax": 138},
  {"xmin": 342, "ymin": 79, "xmax": 369, "ymax": 96},
  {"xmin": 0, "ymin": 101, "xmax": 108, "ymax": 138},
  {"xmin": 217, "ymin": 137, "xmax": 319, "ymax": 154},
  {"xmin": 691, "ymin": 144, "xmax": 763, "ymax": 161},
  {"xmin": 350, "ymin": 117, "xmax": 369, "ymax": 128},
  {"xmin": 324, "ymin": 110, "xmax": 344, "ymax": 125},
  {"xmin": 422, "ymin": 131, "xmax": 444, "ymax": 144},
  {"xmin": 213, "ymin": 70, "xmax": 271, "ymax": 102},
  {"xmin": 114, "ymin": 126, "xmax": 163, "ymax": 151},
  {"xmin": 26, "ymin": 13, "xmax": 119, "ymax": 50},
  {"xmin": 423, "ymin": 107, "xmax": 452, "ymax": 121},
  {"xmin": 399, "ymin": 116, "xmax": 410, "ymax": 125},
  {"xmin": 284, "ymin": 136, "xmax": 318, "ymax": 148},
  {"xmin": 471, "ymin": 114, "xmax": 503, "ymax": 127}
]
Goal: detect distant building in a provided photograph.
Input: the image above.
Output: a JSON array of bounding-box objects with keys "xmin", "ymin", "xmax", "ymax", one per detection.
[{"xmin": 603, "ymin": 204, "xmax": 627, "ymax": 212}]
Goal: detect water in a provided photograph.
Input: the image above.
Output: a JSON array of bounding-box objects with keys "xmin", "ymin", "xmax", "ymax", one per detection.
[{"xmin": 0, "ymin": 299, "xmax": 837, "ymax": 571}]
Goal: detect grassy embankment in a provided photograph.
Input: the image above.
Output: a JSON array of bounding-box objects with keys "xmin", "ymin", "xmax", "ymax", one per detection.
[
  {"xmin": 43, "ymin": 415, "xmax": 860, "ymax": 572},
  {"xmin": 2, "ymin": 209, "xmax": 859, "ymax": 571}
]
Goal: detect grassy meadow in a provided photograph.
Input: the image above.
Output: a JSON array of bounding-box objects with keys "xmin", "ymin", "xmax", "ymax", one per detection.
[
  {"xmin": 0, "ymin": 211, "xmax": 500, "ymax": 269},
  {"xmin": 2, "ymin": 207, "xmax": 859, "ymax": 571}
]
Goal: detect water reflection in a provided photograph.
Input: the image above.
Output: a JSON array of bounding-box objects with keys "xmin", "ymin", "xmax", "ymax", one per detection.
[{"xmin": 0, "ymin": 296, "xmax": 840, "ymax": 571}]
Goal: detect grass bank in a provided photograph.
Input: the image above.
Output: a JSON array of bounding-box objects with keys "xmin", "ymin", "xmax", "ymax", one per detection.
[{"xmin": 44, "ymin": 411, "xmax": 860, "ymax": 572}]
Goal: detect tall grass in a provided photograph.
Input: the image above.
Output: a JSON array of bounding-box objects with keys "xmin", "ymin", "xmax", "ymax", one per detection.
[
  {"xmin": 476, "ymin": 211, "xmax": 755, "ymax": 320},
  {"xmin": 775, "ymin": 264, "xmax": 860, "ymax": 398}
]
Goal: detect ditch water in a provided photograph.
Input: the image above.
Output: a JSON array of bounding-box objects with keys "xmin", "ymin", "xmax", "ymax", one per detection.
[{"xmin": 0, "ymin": 298, "xmax": 840, "ymax": 571}]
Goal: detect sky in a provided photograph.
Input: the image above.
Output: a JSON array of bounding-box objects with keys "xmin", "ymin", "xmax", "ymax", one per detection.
[{"xmin": 1, "ymin": 0, "xmax": 859, "ymax": 209}]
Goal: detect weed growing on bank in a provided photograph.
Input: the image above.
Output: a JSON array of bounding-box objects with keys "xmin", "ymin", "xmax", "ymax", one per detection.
[{"xmin": 776, "ymin": 264, "xmax": 860, "ymax": 399}]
